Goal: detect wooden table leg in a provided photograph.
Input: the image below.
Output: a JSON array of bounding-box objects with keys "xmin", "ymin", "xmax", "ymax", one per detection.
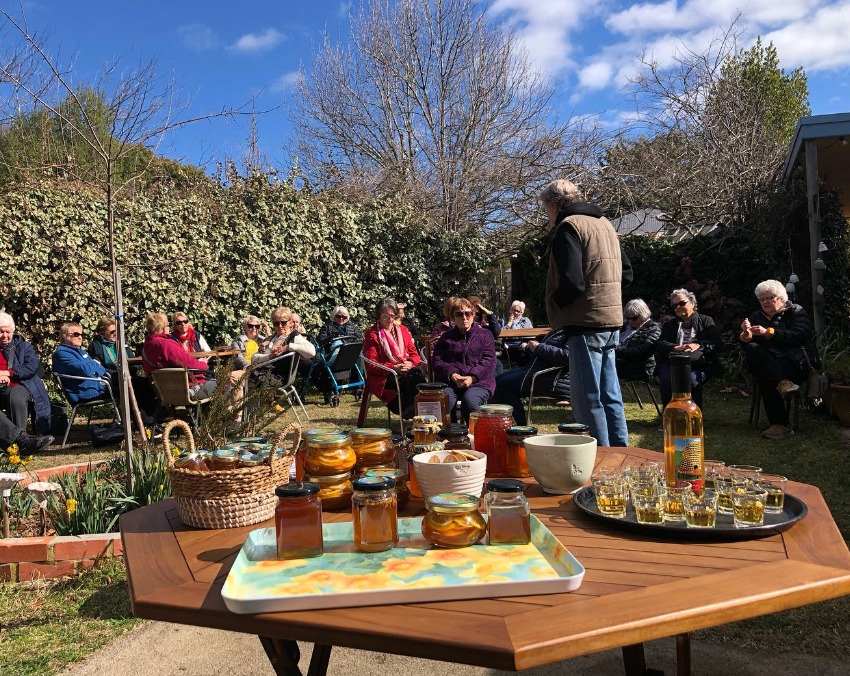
[
  {"xmin": 258, "ymin": 637, "xmax": 333, "ymax": 676},
  {"xmin": 622, "ymin": 642, "xmax": 664, "ymax": 676},
  {"xmin": 676, "ymin": 633, "xmax": 691, "ymax": 676}
]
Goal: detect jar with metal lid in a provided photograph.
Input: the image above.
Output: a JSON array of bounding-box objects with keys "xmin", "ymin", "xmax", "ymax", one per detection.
[
  {"xmin": 298, "ymin": 427, "xmax": 341, "ymax": 480},
  {"xmin": 558, "ymin": 422, "xmax": 591, "ymax": 436},
  {"xmin": 305, "ymin": 472, "xmax": 354, "ymax": 511},
  {"xmin": 414, "ymin": 383, "xmax": 450, "ymax": 426},
  {"xmin": 505, "ymin": 426, "xmax": 537, "ymax": 478},
  {"xmin": 174, "ymin": 452, "xmax": 210, "ymax": 472},
  {"xmin": 422, "ymin": 493, "xmax": 486, "ymax": 548},
  {"xmin": 350, "ymin": 428, "xmax": 396, "ymax": 467},
  {"xmin": 365, "ymin": 468, "xmax": 410, "ymax": 508},
  {"xmin": 408, "ymin": 442, "xmax": 444, "ymax": 498},
  {"xmin": 437, "ymin": 424, "xmax": 471, "ymax": 450},
  {"xmin": 211, "ymin": 449, "xmax": 240, "ymax": 471},
  {"xmin": 412, "ymin": 415, "xmax": 441, "ymax": 445},
  {"xmin": 304, "ymin": 433, "xmax": 356, "ymax": 476},
  {"xmin": 351, "ymin": 476, "xmax": 398, "ymax": 552},
  {"xmin": 473, "ymin": 404, "xmax": 515, "ymax": 477},
  {"xmin": 485, "ymin": 479, "xmax": 531, "ymax": 545},
  {"xmin": 274, "ymin": 482, "xmax": 323, "ymax": 560},
  {"xmin": 353, "ymin": 464, "xmax": 396, "ymax": 480}
]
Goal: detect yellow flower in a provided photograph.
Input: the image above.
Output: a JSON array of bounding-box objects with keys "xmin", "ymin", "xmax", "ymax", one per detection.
[
  {"xmin": 172, "ymin": 447, "xmax": 181, "ymax": 457},
  {"xmin": 7, "ymin": 443, "xmax": 18, "ymax": 455},
  {"xmin": 66, "ymin": 499, "xmax": 77, "ymax": 515},
  {"xmin": 158, "ymin": 484, "xmax": 164, "ymax": 492},
  {"xmin": 8, "ymin": 454, "xmax": 20, "ymax": 465},
  {"xmin": 145, "ymin": 428, "xmax": 152, "ymax": 440}
]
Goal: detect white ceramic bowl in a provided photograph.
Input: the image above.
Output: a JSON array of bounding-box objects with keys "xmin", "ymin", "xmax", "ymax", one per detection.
[
  {"xmin": 412, "ymin": 450, "xmax": 487, "ymax": 498},
  {"xmin": 523, "ymin": 434, "xmax": 597, "ymax": 495}
]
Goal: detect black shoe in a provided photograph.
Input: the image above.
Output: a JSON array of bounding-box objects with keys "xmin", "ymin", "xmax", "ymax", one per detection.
[
  {"xmin": 324, "ymin": 392, "xmax": 333, "ymax": 405},
  {"xmin": 151, "ymin": 424, "xmax": 163, "ymax": 440},
  {"xmin": 352, "ymin": 388, "xmax": 363, "ymax": 401},
  {"xmin": 15, "ymin": 432, "xmax": 55, "ymax": 454}
]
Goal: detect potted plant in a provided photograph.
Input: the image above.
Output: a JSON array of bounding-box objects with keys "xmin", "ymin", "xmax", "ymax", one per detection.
[{"xmin": 822, "ymin": 351, "xmax": 850, "ymax": 425}]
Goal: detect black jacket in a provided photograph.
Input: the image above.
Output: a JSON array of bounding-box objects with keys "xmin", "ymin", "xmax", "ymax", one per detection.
[
  {"xmin": 655, "ymin": 312, "xmax": 722, "ymax": 372},
  {"xmin": 616, "ymin": 319, "xmax": 661, "ymax": 380},
  {"xmin": 741, "ymin": 303, "xmax": 816, "ymax": 369}
]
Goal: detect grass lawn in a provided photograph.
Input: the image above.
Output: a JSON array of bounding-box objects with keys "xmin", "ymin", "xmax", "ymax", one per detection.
[{"xmin": 5, "ymin": 380, "xmax": 850, "ymax": 672}]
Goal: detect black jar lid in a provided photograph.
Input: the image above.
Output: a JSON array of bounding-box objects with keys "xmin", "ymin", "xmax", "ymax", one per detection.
[
  {"xmin": 486, "ymin": 479, "xmax": 527, "ymax": 493},
  {"xmin": 438, "ymin": 423, "xmax": 469, "ymax": 439},
  {"xmin": 507, "ymin": 425, "xmax": 538, "ymax": 437},
  {"xmin": 352, "ymin": 476, "xmax": 395, "ymax": 491},
  {"xmin": 558, "ymin": 422, "xmax": 590, "ymax": 433},
  {"xmin": 417, "ymin": 382, "xmax": 447, "ymax": 391},
  {"xmin": 275, "ymin": 482, "xmax": 320, "ymax": 498}
]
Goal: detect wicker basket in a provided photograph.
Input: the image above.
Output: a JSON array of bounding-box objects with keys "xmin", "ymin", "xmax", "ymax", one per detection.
[{"xmin": 164, "ymin": 419, "xmax": 300, "ymax": 529}]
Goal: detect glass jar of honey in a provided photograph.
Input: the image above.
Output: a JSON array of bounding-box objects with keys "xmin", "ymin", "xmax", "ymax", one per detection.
[
  {"xmin": 351, "ymin": 476, "xmax": 398, "ymax": 552},
  {"xmin": 298, "ymin": 427, "xmax": 341, "ymax": 480},
  {"xmin": 305, "ymin": 472, "xmax": 354, "ymax": 511},
  {"xmin": 422, "ymin": 493, "xmax": 486, "ymax": 548},
  {"xmin": 365, "ymin": 468, "xmax": 410, "ymax": 508},
  {"xmin": 485, "ymin": 479, "xmax": 531, "ymax": 545},
  {"xmin": 274, "ymin": 482, "xmax": 324, "ymax": 560},
  {"xmin": 412, "ymin": 415, "xmax": 441, "ymax": 445},
  {"xmin": 473, "ymin": 404, "xmax": 515, "ymax": 477},
  {"xmin": 350, "ymin": 428, "xmax": 396, "ymax": 467},
  {"xmin": 505, "ymin": 426, "xmax": 537, "ymax": 478},
  {"xmin": 174, "ymin": 452, "xmax": 210, "ymax": 472},
  {"xmin": 558, "ymin": 422, "xmax": 591, "ymax": 436},
  {"xmin": 437, "ymin": 424, "xmax": 471, "ymax": 450},
  {"xmin": 414, "ymin": 383, "xmax": 450, "ymax": 426},
  {"xmin": 211, "ymin": 449, "xmax": 240, "ymax": 471},
  {"xmin": 304, "ymin": 433, "xmax": 357, "ymax": 476}
]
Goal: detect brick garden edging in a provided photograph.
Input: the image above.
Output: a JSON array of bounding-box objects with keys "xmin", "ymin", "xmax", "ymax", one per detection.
[{"xmin": 1, "ymin": 459, "xmax": 122, "ymax": 582}]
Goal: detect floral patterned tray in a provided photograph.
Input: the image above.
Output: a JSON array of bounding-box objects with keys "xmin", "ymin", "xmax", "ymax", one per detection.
[{"xmin": 221, "ymin": 515, "xmax": 585, "ymax": 614}]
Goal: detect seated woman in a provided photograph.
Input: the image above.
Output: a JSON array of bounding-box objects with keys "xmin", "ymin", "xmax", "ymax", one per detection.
[
  {"xmin": 170, "ymin": 312, "xmax": 211, "ymax": 353},
  {"xmin": 0, "ymin": 312, "xmax": 51, "ymax": 434},
  {"xmin": 53, "ymin": 322, "xmax": 112, "ymax": 404},
  {"xmin": 738, "ymin": 279, "xmax": 815, "ymax": 440},
  {"xmin": 655, "ymin": 289, "xmax": 721, "ymax": 409},
  {"xmin": 468, "ymin": 295, "xmax": 504, "ymax": 375},
  {"xmin": 314, "ymin": 306, "xmax": 363, "ymax": 402},
  {"xmin": 229, "ymin": 315, "xmax": 268, "ymax": 371},
  {"xmin": 491, "ymin": 328, "xmax": 570, "ymax": 426},
  {"xmin": 615, "ymin": 299, "xmax": 661, "ymax": 382},
  {"xmin": 251, "ymin": 307, "xmax": 315, "ymax": 378},
  {"xmin": 396, "ymin": 302, "xmax": 421, "ymax": 343},
  {"xmin": 504, "ymin": 300, "xmax": 533, "ymax": 366},
  {"xmin": 430, "ymin": 297, "xmax": 459, "ymax": 340},
  {"xmin": 141, "ymin": 312, "xmax": 217, "ymax": 401},
  {"xmin": 363, "ymin": 298, "xmax": 425, "ymax": 418},
  {"xmin": 431, "ymin": 297, "xmax": 496, "ymax": 422}
]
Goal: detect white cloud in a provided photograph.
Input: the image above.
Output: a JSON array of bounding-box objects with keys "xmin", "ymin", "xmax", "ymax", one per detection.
[
  {"xmin": 271, "ymin": 71, "xmax": 301, "ymax": 93},
  {"xmin": 229, "ymin": 28, "xmax": 286, "ymax": 54},
  {"xmin": 178, "ymin": 23, "xmax": 218, "ymax": 52},
  {"xmin": 763, "ymin": 2, "xmax": 850, "ymax": 71},
  {"xmin": 578, "ymin": 61, "xmax": 614, "ymax": 90}
]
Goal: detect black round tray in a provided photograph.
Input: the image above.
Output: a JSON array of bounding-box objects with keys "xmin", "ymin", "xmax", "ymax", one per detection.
[{"xmin": 572, "ymin": 486, "xmax": 808, "ymax": 541}]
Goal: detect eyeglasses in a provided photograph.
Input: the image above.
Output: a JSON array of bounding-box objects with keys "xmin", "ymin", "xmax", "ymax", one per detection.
[
  {"xmin": 454, "ymin": 311, "xmax": 474, "ymax": 318},
  {"xmin": 246, "ymin": 324, "xmax": 260, "ymax": 329},
  {"xmin": 758, "ymin": 295, "xmax": 777, "ymax": 303},
  {"xmin": 106, "ymin": 330, "xmax": 116, "ymax": 336},
  {"xmin": 174, "ymin": 319, "xmax": 189, "ymax": 325},
  {"xmin": 70, "ymin": 332, "xmax": 83, "ymax": 338},
  {"xmin": 671, "ymin": 300, "xmax": 689, "ymax": 309},
  {"xmin": 381, "ymin": 313, "xmax": 397, "ymax": 319},
  {"xmin": 335, "ymin": 314, "xmax": 348, "ymax": 320},
  {"xmin": 273, "ymin": 321, "xmax": 288, "ymax": 327},
  {"xmin": 624, "ymin": 315, "xmax": 639, "ymax": 321}
]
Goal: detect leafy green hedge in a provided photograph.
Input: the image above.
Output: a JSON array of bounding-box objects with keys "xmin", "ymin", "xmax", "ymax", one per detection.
[{"xmin": 1, "ymin": 176, "xmax": 487, "ymax": 356}]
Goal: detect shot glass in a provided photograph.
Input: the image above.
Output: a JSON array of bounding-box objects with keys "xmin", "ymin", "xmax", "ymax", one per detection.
[
  {"xmin": 593, "ymin": 475, "xmax": 627, "ymax": 519},
  {"xmin": 714, "ymin": 474, "xmax": 748, "ymax": 515},
  {"xmin": 629, "ymin": 476, "xmax": 659, "ymax": 505},
  {"xmin": 633, "ymin": 485, "xmax": 665, "ymax": 524},
  {"xmin": 728, "ymin": 464, "xmax": 762, "ymax": 485},
  {"xmin": 703, "ymin": 460, "xmax": 726, "ymax": 490},
  {"xmin": 662, "ymin": 485, "xmax": 690, "ymax": 522},
  {"xmin": 756, "ymin": 474, "xmax": 788, "ymax": 514},
  {"xmin": 683, "ymin": 488, "xmax": 718, "ymax": 528},
  {"xmin": 732, "ymin": 487, "xmax": 768, "ymax": 527}
]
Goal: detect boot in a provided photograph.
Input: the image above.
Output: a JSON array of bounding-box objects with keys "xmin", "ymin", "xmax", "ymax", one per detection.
[{"xmin": 15, "ymin": 432, "xmax": 55, "ymax": 454}]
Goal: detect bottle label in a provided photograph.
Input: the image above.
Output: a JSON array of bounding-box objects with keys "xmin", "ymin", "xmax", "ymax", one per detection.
[
  {"xmin": 673, "ymin": 437, "xmax": 703, "ymax": 490},
  {"xmin": 416, "ymin": 401, "xmax": 443, "ymax": 420}
]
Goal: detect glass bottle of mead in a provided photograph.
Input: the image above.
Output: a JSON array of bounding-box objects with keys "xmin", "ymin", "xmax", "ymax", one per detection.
[{"xmin": 663, "ymin": 353, "xmax": 704, "ymax": 490}]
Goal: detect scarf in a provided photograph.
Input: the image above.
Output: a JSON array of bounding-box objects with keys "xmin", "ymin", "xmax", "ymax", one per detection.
[
  {"xmin": 101, "ymin": 339, "xmax": 118, "ymax": 368},
  {"xmin": 176, "ymin": 327, "xmax": 197, "ymax": 353},
  {"xmin": 376, "ymin": 322, "xmax": 405, "ymax": 364}
]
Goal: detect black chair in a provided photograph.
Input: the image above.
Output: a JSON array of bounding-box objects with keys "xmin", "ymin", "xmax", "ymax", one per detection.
[
  {"xmin": 54, "ymin": 373, "xmax": 122, "ymax": 449},
  {"xmin": 622, "ymin": 377, "xmax": 663, "ymax": 417}
]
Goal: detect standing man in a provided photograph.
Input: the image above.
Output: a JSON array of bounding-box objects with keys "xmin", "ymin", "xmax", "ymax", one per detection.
[{"xmin": 540, "ymin": 179, "xmax": 633, "ymax": 447}]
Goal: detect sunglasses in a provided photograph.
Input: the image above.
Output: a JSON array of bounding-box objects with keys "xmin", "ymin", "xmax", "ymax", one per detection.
[
  {"xmin": 671, "ymin": 300, "xmax": 689, "ymax": 309},
  {"xmin": 174, "ymin": 319, "xmax": 190, "ymax": 325},
  {"xmin": 273, "ymin": 321, "xmax": 288, "ymax": 327},
  {"xmin": 454, "ymin": 311, "xmax": 474, "ymax": 318},
  {"xmin": 335, "ymin": 314, "xmax": 348, "ymax": 320},
  {"xmin": 624, "ymin": 315, "xmax": 638, "ymax": 321},
  {"xmin": 70, "ymin": 332, "xmax": 83, "ymax": 338},
  {"xmin": 246, "ymin": 324, "xmax": 260, "ymax": 329}
]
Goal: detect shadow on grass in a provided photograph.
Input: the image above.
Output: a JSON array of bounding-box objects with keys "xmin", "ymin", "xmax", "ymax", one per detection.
[{"xmin": 77, "ymin": 577, "xmax": 134, "ymax": 620}]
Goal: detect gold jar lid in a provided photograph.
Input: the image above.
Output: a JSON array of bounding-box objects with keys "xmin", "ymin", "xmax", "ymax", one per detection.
[
  {"xmin": 304, "ymin": 472, "xmax": 353, "ymax": 485},
  {"xmin": 350, "ymin": 427, "xmax": 392, "ymax": 440},
  {"xmin": 306, "ymin": 433, "xmax": 352, "ymax": 447}
]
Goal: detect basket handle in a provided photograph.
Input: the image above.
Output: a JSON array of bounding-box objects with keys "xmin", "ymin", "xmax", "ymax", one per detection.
[
  {"xmin": 163, "ymin": 419, "xmax": 195, "ymax": 467},
  {"xmin": 268, "ymin": 422, "xmax": 302, "ymax": 474}
]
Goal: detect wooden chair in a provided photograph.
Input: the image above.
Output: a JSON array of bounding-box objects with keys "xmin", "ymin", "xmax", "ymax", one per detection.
[
  {"xmin": 622, "ymin": 378, "xmax": 663, "ymax": 417},
  {"xmin": 150, "ymin": 368, "xmax": 212, "ymax": 429},
  {"xmin": 249, "ymin": 351, "xmax": 310, "ymax": 425},
  {"xmin": 525, "ymin": 366, "xmax": 565, "ymax": 426},
  {"xmin": 749, "ymin": 381, "xmax": 802, "ymax": 431},
  {"xmin": 54, "ymin": 373, "xmax": 121, "ymax": 449},
  {"xmin": 357, "ymin": 354, "xmax": 405, "ymax": 436}
]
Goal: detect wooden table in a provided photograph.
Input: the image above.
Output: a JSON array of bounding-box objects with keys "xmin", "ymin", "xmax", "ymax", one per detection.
[
  {"xmin": 127, "ymin": 349, "xmax": 242, "ymax": 364},
  {"xmin": 121, "ymin": 447, "xmax": 850, "ymax": 676},
  {"xmin": 499, "ymin": 327, "xmax": 551, "ymax": 340}
]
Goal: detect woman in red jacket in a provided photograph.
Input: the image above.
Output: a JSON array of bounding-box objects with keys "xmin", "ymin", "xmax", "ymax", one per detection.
[{"xmin": 363, "ymin": 298, "xmax": 424, "ymax": 419}]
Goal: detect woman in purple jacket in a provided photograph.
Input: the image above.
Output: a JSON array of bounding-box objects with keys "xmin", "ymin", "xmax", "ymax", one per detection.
[{"xmin": 431, "ymin": 298, "xmax": 496, "ymax": 422}]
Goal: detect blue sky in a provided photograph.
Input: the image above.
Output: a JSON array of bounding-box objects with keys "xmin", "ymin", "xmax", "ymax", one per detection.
[{"xmin": 10, "ymin": 0, "xmax": 850, "ymax": 172}]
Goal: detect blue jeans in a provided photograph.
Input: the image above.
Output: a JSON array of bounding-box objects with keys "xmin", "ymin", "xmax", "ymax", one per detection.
[{"xmin": 567, "ymin": 331, "xmax": 628, "ymax": 447}]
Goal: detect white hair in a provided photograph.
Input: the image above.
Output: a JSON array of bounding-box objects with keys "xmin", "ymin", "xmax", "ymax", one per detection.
[
  {"xmin": 510, "ymin": 300, "xmax": 526, "ymax": 314},
  {"xmin": 754, "ymin": 279, "xmax": 788, "ymax": 303},
  {"xmin": 331, "ymin": 306, "xmax": 349, "ymax": 320},
  {"xmin": 0, "ymin": 312, "xmax": 14, "ymax": 331}
]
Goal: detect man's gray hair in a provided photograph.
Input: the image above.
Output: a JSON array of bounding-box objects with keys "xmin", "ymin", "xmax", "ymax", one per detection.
[
  {"xmin": 0, "ymin": 312, "xmax": 14, "ymax": 331},
  {"xmin": 539, "ymin": 179, "xmax": 581, "ymax": 211}
]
